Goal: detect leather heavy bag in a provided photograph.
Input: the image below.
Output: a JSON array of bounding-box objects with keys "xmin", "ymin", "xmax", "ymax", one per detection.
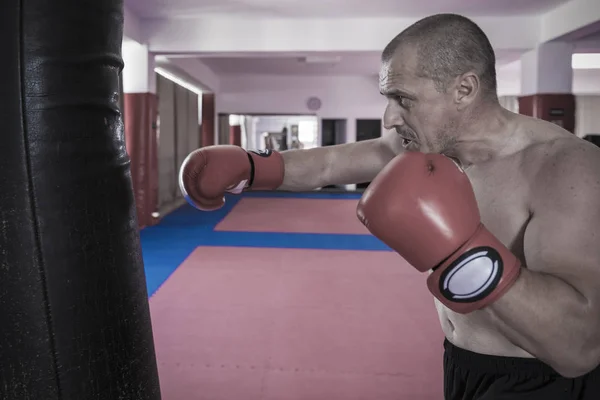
[{"xmin": 0, "ymin": 0, "xmax": 161, "ymax": 398}]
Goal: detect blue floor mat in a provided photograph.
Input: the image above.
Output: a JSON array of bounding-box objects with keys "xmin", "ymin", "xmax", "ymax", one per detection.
[{"xmin": 140, "ymin": 191, "xmax": 389, "ymax": 297}]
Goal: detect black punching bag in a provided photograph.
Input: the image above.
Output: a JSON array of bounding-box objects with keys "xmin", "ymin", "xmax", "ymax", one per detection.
[{"xmin": 0, "ymin": 0, "xmax": 162, "ymax": 399}]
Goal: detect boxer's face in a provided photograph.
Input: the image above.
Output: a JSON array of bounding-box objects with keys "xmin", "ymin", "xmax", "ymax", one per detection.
[{"xmin": 380, "ymin": 45, "xmax": 460, "ymax": 154}]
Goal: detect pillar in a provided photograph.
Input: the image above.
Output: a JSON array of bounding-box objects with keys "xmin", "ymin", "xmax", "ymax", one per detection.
[
  {"xmin": 201, "ymin": 93, "xmax": 215, "ymax": 146},
  {"xmin": 229, "ymin": 114, "xmax": 242, "ymax": 146},
  {"xmin": 122, "ymin": 41, "xmax": 159, "ymax": 228},
  {"xmin": 518, "ymin": 42, "xmax": 576, "ymax": 133}
]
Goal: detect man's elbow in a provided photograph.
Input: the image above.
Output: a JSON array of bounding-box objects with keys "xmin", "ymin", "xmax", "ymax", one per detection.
[
  {"xmin": 551, "ymin": 345, "xmax": 600, "ymax": 378},
  {"xmin": 550, "ymin": 299, "xmax": 600, "ymax": 378}
]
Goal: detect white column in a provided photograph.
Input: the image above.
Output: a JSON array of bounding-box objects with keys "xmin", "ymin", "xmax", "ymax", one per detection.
[
  {"xmin": 122, "ymin": 40, "xmax": 156, "ymax": 94},
  {"xmin": 520, "ymin": 42, "xmax": 574, "ymax": 96}
]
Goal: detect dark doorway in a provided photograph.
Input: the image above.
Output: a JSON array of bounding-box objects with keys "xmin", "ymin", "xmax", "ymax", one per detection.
[
  {"xmin": 217, "ymin": 114, "xmax": 230, "ymax": 145},
  {"xmin": 356, "ymin": 119, "xmax": 381, "ymax": 142},
  {"xmin": 356, "ymin": 119, "xmax": 382, "ymax": 189},
  {"xmin": 321, "ymin": 119, "xmax": 347, "ymax": 190},
  {"xmin": 321, "ymin": 119, "xmax": 347, "ymax": 147},
  {"xmin": 583, "ymin": 134, "xmax": 600, "ymax": 148}
]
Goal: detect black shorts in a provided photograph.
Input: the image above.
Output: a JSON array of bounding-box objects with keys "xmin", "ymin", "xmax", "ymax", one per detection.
[{"xmin": 443, "ymin": 339, "xmax": 600, "ymax": 399}]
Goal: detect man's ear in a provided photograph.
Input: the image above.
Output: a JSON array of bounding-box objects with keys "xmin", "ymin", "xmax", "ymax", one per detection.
[{"xmin": 454, "ymin": 72, "xmax": 480, "ymax": 109}]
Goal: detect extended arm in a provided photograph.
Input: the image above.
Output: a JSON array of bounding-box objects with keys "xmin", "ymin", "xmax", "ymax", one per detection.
[
  {"xmin": 279, "ymin": 130, "xmax": 405, "ymax": 190},
  {"xmin": 179, "ymin": 129, "xmax": 404, "ymax": 210},
  {"xmin": 485, "ymin": 145, "xmax": 600, "ymax": 377}
]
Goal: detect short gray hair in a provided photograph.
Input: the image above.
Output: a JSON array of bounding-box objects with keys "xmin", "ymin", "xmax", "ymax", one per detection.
[{"xmin": 382, "ymin": 14, "xmax": 497, "ymax": 98}]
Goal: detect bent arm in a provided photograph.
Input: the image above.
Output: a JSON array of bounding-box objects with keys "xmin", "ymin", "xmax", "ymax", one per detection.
[
  {"xmin": 485, "ymin": 145, "xmax": 600, "ymax": 377},
  {"xmin": 487, "ymin": 268, "xmax": 598, "ymax": 377},
  {"xmin": 278, "ymin": 130, "xmax": 404, "ymax": 191}
]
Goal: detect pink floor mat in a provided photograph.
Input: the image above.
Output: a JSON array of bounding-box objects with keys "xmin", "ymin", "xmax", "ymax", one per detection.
[
  {"xmin": 150, "ymin": 246, "xmax": 444, "ymax": 400},
  {"xmin": 214, "ymin": 198, "xmax": 369, "ymax": 234}
]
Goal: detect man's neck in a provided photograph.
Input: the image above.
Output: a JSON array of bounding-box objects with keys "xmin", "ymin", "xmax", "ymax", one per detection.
[{"xmin": 448, "ymin": 104, "xmax": 517, "ymax": 169}]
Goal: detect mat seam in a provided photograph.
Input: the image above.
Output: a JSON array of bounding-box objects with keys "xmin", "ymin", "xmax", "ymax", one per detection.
[
  {"xmin": 19, "ymin": 4, "xmax": 63, "ymax": 398},
  {"xmin": 160, "ymin": 362, "xmax": 413, "ymax": 377}
]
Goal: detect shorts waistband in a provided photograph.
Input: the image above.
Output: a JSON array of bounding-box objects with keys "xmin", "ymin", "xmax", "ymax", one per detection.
[{"xmin": 443, "ymin": 338, "xmax": 560, "ymax": 377}]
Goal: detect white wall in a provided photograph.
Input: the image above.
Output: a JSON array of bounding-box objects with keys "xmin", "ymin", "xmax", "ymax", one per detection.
[
  {"xmin": 217, "ymin": 68, "xmax": 600, "ymax": 144},
  {"xmin": 250, "ymin": 115, "xmax": 319, "ymax": 150},
  {"xmin": 253, "ymin": 115, "xmax": 313, "ymax": 133},
  {"xmin": 218, "ymin": 75, "xmax": 387, "ymax": 143},
  {"xmin": 576, "ymin": 96, "xmax": 600, "ymax": 137},
  {"xmin": 496, "ymin": 65, "xmax": 600, "ymax": 138},
  {"xmin": 496, "ymin": 64, "xmax": 522, "ymax": 97},
  {"xmin": 497, "ymin": 63, "xmax": 600, "ymax": 96}
]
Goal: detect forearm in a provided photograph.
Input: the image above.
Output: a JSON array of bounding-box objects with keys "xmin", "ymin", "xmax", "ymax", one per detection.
[
  {"xmin": 278, "ymin": 147, "xmax": 333, "ymax": 191},
  {"xmin": 277, "ymin": 140, "xmax": 396, "ymax": 191},
  {"xmin": 486, "ymin": 268, "xmax": 600, "ymax": 377}
]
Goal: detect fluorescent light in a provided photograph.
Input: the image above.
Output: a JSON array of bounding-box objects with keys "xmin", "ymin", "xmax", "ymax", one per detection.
[
  {"xmin": 572, "ymin": 53, "xmax": 600, "ymax": 69},
  {"xmin": 154, "ymin": 67, "xmax": 203, "ymax": 95}
]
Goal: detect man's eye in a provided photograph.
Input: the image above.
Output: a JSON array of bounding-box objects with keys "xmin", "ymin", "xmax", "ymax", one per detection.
[
  {"xmin": 401, "ymin": 138, "xmax": 412, "ymax": 148},
  {"xmin": 395, "ymin": 96, "xmax": 410, "ymax": 108}
]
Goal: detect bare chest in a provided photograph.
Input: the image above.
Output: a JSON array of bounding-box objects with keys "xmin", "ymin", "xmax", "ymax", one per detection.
[
  {"xmin": 465, "ymin": 161, "xmax": 532, "ymax": 263},
  {"xmin": 436, "ymin": 160, "xmax": 534, "ymax": 355}
]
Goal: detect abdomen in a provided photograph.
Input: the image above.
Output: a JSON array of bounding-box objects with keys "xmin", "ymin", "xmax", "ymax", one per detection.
[{"xmin": 436, "ymin": 299, "xmax": 534, "ymax": 358}]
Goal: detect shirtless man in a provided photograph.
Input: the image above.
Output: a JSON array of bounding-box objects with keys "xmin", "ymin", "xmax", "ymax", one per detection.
[{"xmin": 179, "ymin": 14, "xmax": 600, "ymax": 399}]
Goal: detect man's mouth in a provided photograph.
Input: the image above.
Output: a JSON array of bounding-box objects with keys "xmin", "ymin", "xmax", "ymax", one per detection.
[{"xmin": 396, "ymin": 129, "xmax": 416, "ymax": 141}]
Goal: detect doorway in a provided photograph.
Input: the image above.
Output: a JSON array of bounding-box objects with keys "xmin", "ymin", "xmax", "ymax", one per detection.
[
  {"xmin": 355, "ymin": 119, "xmax": 382, "ymax": 189},
  {"xmin": 218, "ymin": 113, "xmax": 318, "ymax": 151},
  {"xmin": 321, "ymin": 119, "xmax": 347, "ymax": 189},
  {"xmin": 321, "ymin": 119, "xmax": 347, "ymax": 147}
]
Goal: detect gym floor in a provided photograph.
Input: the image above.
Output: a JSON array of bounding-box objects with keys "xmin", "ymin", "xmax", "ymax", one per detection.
[{"xmin": 141, "ymin": 191, "xmax": 444, "ymax": 399}]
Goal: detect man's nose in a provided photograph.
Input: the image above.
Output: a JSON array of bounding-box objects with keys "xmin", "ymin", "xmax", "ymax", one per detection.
[{"xmin": 383, "ymin": 103, "xmax": 404, "ymax": 130}]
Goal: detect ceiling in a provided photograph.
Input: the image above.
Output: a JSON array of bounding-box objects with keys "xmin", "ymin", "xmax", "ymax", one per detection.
[
  {"xmin": 130, "ymin": 0, "xmax": 600, "ymax": 79},
  {"xmin": 195, "ymin": 50, "xmax": 525, "ymax": 76},
  {"xmin": 127, "ymin": 0, "xmax": 569, "ymax": 19},
  {"xmin": 197, "ymin": 52, "xmax": 381, "ymax": 76},
  {"xmin": 576, "ymin": 27, "xmax": 600, "ymax": 46}
]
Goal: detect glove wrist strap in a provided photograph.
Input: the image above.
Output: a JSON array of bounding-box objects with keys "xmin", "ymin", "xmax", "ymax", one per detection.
[
  {"xmin": 246, "ymin": 150, "xmax": 285, "ymax": 190},
  {"xmin": 427, "ymin": 224, "xmax": 521, "ymax": 314}
]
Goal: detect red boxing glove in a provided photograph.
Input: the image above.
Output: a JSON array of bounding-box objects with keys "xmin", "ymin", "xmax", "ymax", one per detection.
[
  {"xmin": 178, "ymin": 145, "xmax": 284, "ymax": 211},
  {"xmin": 356, "ymin": 152, "xmax": 521, "ymax": 314}
]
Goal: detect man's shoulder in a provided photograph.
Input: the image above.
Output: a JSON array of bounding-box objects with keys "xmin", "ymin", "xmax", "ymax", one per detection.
[
  {"xmin": 525, "ymin": 134, "xmax": 600, "ymax": 206},
  {"xmin": 532, "ymin": 135, "xmax": 599, "ymax": 174}
]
